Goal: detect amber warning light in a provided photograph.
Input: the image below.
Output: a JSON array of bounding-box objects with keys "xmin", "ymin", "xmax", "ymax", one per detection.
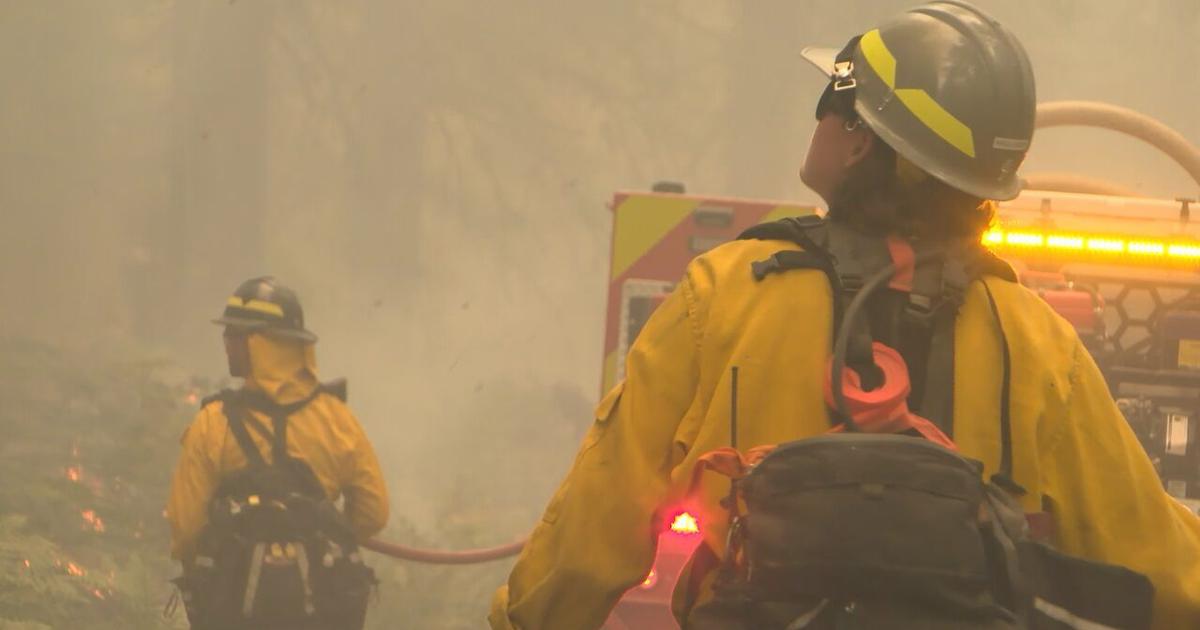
[{"xmin": 983, "ymin": 228, "xmax": 1200, "ymax": 266}]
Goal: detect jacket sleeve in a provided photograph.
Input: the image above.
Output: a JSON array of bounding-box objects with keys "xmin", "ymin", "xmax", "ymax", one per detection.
[
  {"xmin": 1042, "ymin": 341, "xmax": 1200, "ymax": 629},
  {"xmin": 489, "ymin": 278, "xmax": 703, "ymax": 630},
  {"xmin": 340, "ymin": 411, "xmax": 390, "ymax": 541},
  {"xmin": 167, "ymin": 407, "xmax": 220, "ymax": 563}
]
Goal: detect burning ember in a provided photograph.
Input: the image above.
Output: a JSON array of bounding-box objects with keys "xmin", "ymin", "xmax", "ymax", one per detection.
[
  {"xmin": 185, "ymin": 390, "xmax": 199, "ymax": 406},
  {"xmin": 92, "ymin": 588, "xmax": 106, "ymax": 600},
  {"xmin": 66, "ymin": 466, "xmax": 82, "ymax": 482},
  {"xmin": 81, "ymin": 509, "xmax": 105, "ymax": 533},
  {"xmin": 65, "ymin": 561, "xmax": 85, "ymax": 577},
  {"xmin": 22, "ymin": 559, "xmax": 30, "ymax": 569}
]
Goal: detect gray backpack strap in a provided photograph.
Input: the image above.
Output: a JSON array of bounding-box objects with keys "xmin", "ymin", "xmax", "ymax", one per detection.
[
  {"xmin": 913, "ymin": 256, "xmax": 973, "ymax": 438},
  {"xmin": 916, "ymin": 249, "xmax": 1019, "ymax": 442}
]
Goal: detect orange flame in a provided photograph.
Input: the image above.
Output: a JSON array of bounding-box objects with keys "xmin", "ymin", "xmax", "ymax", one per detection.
[
  {"xmin": 670, "ymin": 512, "xmax": 700, "ymax": 535},
  {"xmin": 92, "ymin": 588, "xmax": 106, "ymax": 600},
  {"xmin": 66, "ymin": 466, "xmax": 82, "ymax": 482},
  {"xmin": 185, "ymin": 391, "xmax": 199, "ymax": 406},
  {"xmin": 22, "ymin": 559, "xmax": 30, "ymax": 569},
  {"xmin": 66, "ymin": 561, "xmax": 85, "ymax": 577},
  {"xmin": 81, "ymin": 510, "xmax": 105, "ymax": 533}
]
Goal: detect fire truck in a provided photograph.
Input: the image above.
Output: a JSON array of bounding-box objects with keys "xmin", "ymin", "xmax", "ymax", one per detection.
[{"xmin": 600, "ymin": 101, "xmax": 1200, "ymax": 629}]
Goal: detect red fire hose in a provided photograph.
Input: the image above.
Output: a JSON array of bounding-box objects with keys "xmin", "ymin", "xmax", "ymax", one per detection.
[{"xmin": 363, "ymin": 537, "xmax": 526, "ymax": 564}]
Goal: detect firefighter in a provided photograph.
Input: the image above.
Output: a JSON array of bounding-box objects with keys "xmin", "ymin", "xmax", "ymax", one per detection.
[
  {"xmin": 167, "ymin": 277, "xmax": 388, "ymax": 629},
  {"xmin": 489, "ymin": 3, "xmax": 1200, "ymax": 629}
]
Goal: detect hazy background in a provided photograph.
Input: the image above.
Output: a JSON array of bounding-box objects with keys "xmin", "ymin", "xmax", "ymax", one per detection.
[{"xmin": 1, "ymin": 0, "xmax": 1198, "ymax": 624}]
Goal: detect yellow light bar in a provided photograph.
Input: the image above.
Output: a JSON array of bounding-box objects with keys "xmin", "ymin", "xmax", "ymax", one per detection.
[
  {"xmin": 1005, "ymin": 231, "xmax": 1044, "ymax": 247},
  {"xmin": 1086, "ymin": 238, "xmax": 1124, "ymax": 253},
  {"xmin": 1046, "ymin": 235, "xmax": 1084, "ymax": 250},
  {"xmin": 1168, "ymin": 244, "xmax": 1200, "ymax": 259},
  {"xmin": 983, "ymin": 229, "xmax": 1200, "ymax": 266},
  {"xmin": 1127, "ymin": 241, "xmax": 1165, "ymax": 256}
]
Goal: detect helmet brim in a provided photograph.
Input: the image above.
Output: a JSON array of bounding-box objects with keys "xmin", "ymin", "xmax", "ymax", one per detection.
[
  {"xmin": 211, "ymin": 317, "xmax": 318, "ymax": 343},
  {"xmin": 800, "ymin": 46, "xmax": 839, "ymax": 78}
]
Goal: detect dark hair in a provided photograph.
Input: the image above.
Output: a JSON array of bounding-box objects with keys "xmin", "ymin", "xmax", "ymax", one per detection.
[{"xmin": 827, "ymin": 134, "xmax": 994, "ymax": 241}]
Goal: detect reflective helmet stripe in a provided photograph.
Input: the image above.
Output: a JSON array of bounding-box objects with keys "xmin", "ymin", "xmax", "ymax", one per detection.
[
  {"xmin": 226, "ymin": 296, "xmax": 285, "ymax": 318},
  {"xmin": 859, "ymin": 29, "xmax": 977, "ymax": 158},
  {"xmin": 859, "ymin": 29, "xmax": 897, "ymax": 87}
]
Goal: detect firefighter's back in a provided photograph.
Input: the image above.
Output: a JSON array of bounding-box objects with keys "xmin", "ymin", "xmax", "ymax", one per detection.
[{"xmin": 672, "ymin": 235, "xmax": 1200, "ymax": 627}]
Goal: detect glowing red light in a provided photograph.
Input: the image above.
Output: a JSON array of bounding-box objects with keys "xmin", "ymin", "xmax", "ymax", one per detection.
[
  {"xmin": 641, "ymin": 569, "xmax": 658, "ymax": 589},
  {"xmin": 669, "ymin": 512, "xmax": 700, "ymax": 535}
]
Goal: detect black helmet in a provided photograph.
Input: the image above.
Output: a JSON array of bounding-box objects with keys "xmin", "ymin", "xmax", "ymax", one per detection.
[
  {"xmin": 213, "ymin": 276, "xmax": 317, "ymax": 343},
  {"xmin": 802, "ymin": 0, "xmax": 1036, "ymax": 200}
]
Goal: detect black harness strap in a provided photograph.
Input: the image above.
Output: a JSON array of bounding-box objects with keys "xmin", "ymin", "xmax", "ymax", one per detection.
[
  {"xmin": 742, "ymin": 217, "xmax": 847, "ymax": 339},
  {"xmin": 915, "ymin": 251, "xmax": 1017, "ymax": 439},
  {"xmin": 221, "ymin": 395, "xmax": 267, "ymax": 469},
  {"xmin": 913, "ymin": 256, "xmax": 971, "ymax": 437},
  {"xmin": 215, "ymin": 384, "xmax": 333, "ymax": 468},
  {"xmin": 270, "ymin": 411, "xmax": 290, "ymax": 464},
  {"xmin": 919, "ymin": 309, "xmax": 958, "ymax": 436}
]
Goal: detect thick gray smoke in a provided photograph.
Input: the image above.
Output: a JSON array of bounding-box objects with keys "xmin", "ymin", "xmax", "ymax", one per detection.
[{"xmin": 1, "ymin": 0, "xmax": 1197, "ymax": 624}]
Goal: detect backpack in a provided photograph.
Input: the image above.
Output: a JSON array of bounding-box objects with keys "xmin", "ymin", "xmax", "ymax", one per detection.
[
  {"xmin": 172, "ymin": 380, "xmax": 376, "ymax": 630},
  {"xmin": 683, "ymin": 217, "xmax": 1155, "ymax": 630}
]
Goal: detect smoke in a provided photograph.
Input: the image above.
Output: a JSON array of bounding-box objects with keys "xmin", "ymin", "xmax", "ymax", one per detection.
[{"xmin": 1, "ymin": 0, "xmax": 1198, "ymax": 578}]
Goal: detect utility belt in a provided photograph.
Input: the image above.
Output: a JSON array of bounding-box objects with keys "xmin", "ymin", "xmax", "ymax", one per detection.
[
  {"xmin": 175, "ymin": 505, "xmax": 375, "ymax": 630},
  {"xmin": 683, "ymin": 434, "xmax": 1153, "ymax": 630}
]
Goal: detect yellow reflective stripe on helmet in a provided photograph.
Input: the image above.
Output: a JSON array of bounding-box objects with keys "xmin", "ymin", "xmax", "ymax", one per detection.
[
  {"xmin": 227, "ymin": 296, "xmax": 284, "ymax": 317},
  {"xmin": 859, "ymin": 30, "xmax": 896, "ymax": 88},
  {"xmin": 858, "ymin": 29, "xmax": 977, "ymax": 158},
  {"xmin": 895, "ymin": 89, "xmax": 976, "ymax": 157}
]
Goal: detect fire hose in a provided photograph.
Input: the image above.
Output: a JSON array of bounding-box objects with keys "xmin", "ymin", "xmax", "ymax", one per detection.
[
  {"xmin": 363, "ymin": 537, "xmax": 526, "ymax": 564},
  {"xmin": 1023, "ymin": 100, "xmax": 1200, "ymax": 194}
]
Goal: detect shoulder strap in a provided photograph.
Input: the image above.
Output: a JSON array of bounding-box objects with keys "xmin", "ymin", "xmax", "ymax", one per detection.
[
  {"xmin": 220, "ymin": 393, "xmax": 267, "ymax": 469},
  {"xmin": 737, "ymin": 214, "xmax": 824, "ymax": 243},
  {"xmin": 914, "ymin": 255, "xmax": 972, "ymax": 436},
  {"xmin": 199, "ymin": 388, "xmax": 234, "ymax": 410},
  {"xmin": 239, "ymin": 384, "xmax": 332, "ymax": 466},
  {"xmin": 916, "ymin": 246, "xmax": 1019, "ymax": 439},
  {"xmin": 741, "ymin": 217, "xmax": 847, "ymax": 337},
  {"xmin": 269, "ymin": 410, "xmax": 289, "ymax": 465},
  {"xmin": 920, "ymin": 309, "xmax": 958, "ymax": 437}
]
